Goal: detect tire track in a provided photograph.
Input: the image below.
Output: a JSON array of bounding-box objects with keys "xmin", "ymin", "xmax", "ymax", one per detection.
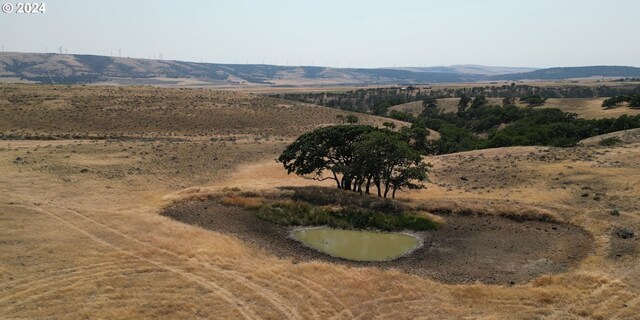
[
  {"xmin": 0, "ymin": 259, "xmax": 140, "ymax": 294},
  {"xmin": 4, "ymin": 266, "xmax": 164, "ymax": 310},
  {"xmin": 284, "ymin": 272, "xmax": 346, "ymax": 309},
  {"xmin": 11, "ymin": 204, "xmax": 261, "ymax": 320},
  {"xmin": 28, "ymin": 202, "xmax": 302, "ymax": 319},
  {"xmin": 55, "ymin": 204, "xmax": 302, "ymax": 320},
  {"xmin": 330, "ymin": 294, "xmax": 406, "ymax": 320}
]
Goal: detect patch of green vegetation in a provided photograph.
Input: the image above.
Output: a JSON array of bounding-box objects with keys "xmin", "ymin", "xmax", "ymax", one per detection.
[
  {"xmin": 602, "ymin": 94, "xmax": 640, "ymax": 109},
  {"xmin": 285, "ymin": 186, "xmax": 407, "ymax": 213},
  {"xmin": 598, "ymin": 136, "xmax": 622, "ymax": 147},
  {"xmin": 412, "ymin": 102, "xmax": 640, "ymax": 154},
  {"xmin": 271, "ymin": 84, "xmax": 640, "ymax": 114},
  {"xmin": 256, "ymin": 201, "xmax": 438, "ymax": 232},
  {"xmin": 519, "ymin": 95, "xmax": 547, "ymax": 107}
]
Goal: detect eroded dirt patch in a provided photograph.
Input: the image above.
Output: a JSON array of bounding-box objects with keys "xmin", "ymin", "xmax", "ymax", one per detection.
[{"xmin": 162, "ymin": 198, "xmax": 593, "ymax": 285}]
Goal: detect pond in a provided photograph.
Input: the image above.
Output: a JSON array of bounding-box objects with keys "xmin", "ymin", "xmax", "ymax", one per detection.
[{"xmin": 291, "ymin": 227, "xmax": 421, "ymax": 262}]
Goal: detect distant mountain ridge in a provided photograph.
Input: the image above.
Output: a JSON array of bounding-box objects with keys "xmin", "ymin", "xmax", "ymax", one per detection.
[
  {"xmin": 488, "ymin": 66, "xmax": 640, "ymax": 81},
  {"xmin": 1, "ymin": 52, "xmax": 639, "ymax": 86},
  {"xmin": 392, "ymin": 65, "xmax": 539, "ymax": 76}
]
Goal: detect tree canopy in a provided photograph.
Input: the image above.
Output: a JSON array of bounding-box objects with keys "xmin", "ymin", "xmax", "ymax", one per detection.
[
  {"xmin": 519, "ymin": 95, "xmax": 547, "ymax": 107},
  {"xmin": 278, "ymin": 125, "xmax": 430, "ymax": 198},
  {"xmin": 602, "ymin": 94, "xmax": 640, "ymax": 109}
]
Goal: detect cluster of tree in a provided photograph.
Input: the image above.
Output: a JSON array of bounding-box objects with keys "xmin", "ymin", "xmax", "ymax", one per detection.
[
  {"xmin": 430, "ymin": 84, "xmax": 640, "ymax": 99},
  {"xmin": 335, "ymin": 114, "xmax": 360, "ymax": 124},
  {"xmin": 272, "ymin": 84, "xmax": 640, "ymax": 115},
  {"xmin": 519, "ymin": 95, "xmax": 547, "ymax": 107},
  {"xmin": 278, "ymin": 125, "xmax": 430, "ymax": 198},
  {"xmin": 391, "ymin": 99, "xmax": 640, "ymax": 154},
  {"xmin": 270, "ymin": 87, "xmax": 433, "ymax": 114},
  {"xmin": 612, "ymin": 78, "xmax": 640, "ymax": 82},
  {"xmin": 601, "ymin": 95, "xmax": 640, "ymax": 109}
]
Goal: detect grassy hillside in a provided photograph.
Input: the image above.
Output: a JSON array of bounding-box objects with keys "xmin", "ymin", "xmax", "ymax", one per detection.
[
  {"xmin": 0, "ymin": 84, "xmax": 403, "ymax": 140},
  {"xmin": 3, "ymin": 52, "xmax": 639, "ymax": 86},
  {"xmin": 489, "ymin": 66, "xmax": 640, "ymax": 81},
  {"xmin": 0, "ymin": 52, "xmax": 479, "ymax": 86},
  {"xmin": 1, "ymin": 83, "xmax": 640, "ymax": 320}
]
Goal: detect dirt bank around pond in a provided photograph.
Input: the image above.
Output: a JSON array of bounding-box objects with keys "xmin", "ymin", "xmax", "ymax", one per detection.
[{"xmin": 162, "ymin": 198, "xmax": 593, "ymax": 285}]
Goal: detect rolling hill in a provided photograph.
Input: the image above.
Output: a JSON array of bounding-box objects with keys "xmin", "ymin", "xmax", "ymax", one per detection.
[
  {"xmin": 488, "ymin": 66, "xmax": 640, "ymax": 81},
  {"xmin": 0, "ymin": 52, "xmax": 480, "ymax": 86},
  {"xmin": 2, "ymin": 52, "xmax": 640, "ymax": 86},
  {"xmin": 0, "ymin": 84, "xmax": 405, "ymax": 139},
  {"xmin": 392, "ymin": 65, "xmax": 538, "ymax": 76}
]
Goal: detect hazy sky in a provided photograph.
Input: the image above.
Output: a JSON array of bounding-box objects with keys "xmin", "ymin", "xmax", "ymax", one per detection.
[{"xmin": 1, "ymin": 0, "xmax": 639, "ymax": 68}]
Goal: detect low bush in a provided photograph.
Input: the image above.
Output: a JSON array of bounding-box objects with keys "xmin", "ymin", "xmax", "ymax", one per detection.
[
  {"xmin": 256, "ymin": 201, "xmax": 438, "ymax": 231},
  {"xmin": 284, "ymin": 186, "xmax": 406, "ymax": 214},
  {"xmin": 598, "ymin": 136, "xmax": 622, "ymax": 147}
]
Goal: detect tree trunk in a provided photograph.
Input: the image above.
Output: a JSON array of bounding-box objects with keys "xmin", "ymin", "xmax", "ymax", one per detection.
[
  {"xmin": 383, "ymin": 182, "xmax": 390, "ymax": 198},
  {"xmin": 343, "ymin": 176, "xmax": 351, "ymax": 191},
  {"xmin": 365, "ymin": 178, "xmax": 371, "ymax": 194},
  {"xmin": 333, "ymin": 172, "xmax": 341, "ymax": 189}
]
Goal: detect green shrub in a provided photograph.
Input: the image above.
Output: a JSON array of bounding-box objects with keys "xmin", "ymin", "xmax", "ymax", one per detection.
[
  {"xmin": 598, "ymin": 136, "xmax": 622, "ymax": 147},
  {"xmin": 256, "ymin": 201, "xmax": 438, "ymax": 231},
  {"xmin": 285, "ymin": 186, "xmax": 406, "ymax": 214}
]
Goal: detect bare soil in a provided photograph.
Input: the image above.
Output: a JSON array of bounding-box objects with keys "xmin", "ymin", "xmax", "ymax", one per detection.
[{"xmin": 162, "ymin": 197, "xmax": 593, "ymax": 285}]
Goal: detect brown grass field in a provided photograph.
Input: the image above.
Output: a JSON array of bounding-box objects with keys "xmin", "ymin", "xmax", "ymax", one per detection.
[
  {"xmin": 229, "ymin": 79, "xmax": 640, "ymax": 95},
  {"xmin": 1, "ymin": 84, "xmax": 640, "ymax": 319}
]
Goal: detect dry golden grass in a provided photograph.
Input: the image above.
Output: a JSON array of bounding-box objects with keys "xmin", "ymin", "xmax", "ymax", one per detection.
[
  {"xmin": 221, "ymin": 196, "xmax": 266, "ymax": 209},
  {"xmin": 2, "ymin": 138, "xmax": 639, "ymax": 319},
  {"xmin": 416, "ymin": 211, "xmax": 447, "ymax": 225},
  {"xmin": 0, "ymin": 84, "xmax": 404, "ymax": 140},
  {"xmin": 1, "ymin": 85, "xmax": 640, "ymax": 319},
  {"xmin": 542, "ymin": 98, "xmax": 640, "ymax": 119}
]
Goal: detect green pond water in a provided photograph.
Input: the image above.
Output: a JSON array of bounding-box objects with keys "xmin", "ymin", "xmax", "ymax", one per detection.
[{"xmin": 291, "ymin": 227, "xmax": 421, "ymax": 262}]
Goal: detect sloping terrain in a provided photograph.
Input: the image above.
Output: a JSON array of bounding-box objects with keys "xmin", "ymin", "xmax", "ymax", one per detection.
[
  {"xmin": 489, "ymin": 66, "xmax": 640, "ymax": 81},
  {"xmin": 0, "ymin": 84, "xmax": 402, "ymax": 140},
  {"xmin": 0, "ymin": 52, "xmax": 480, "ymax": 86},
  {"xmin": 393, "ymin": 65, "xmax": 538, "ymax": 76},
  {"xmin": 389, "ymin": 97, "xmax": 640, "ymax": 119},
  {"xmin": 3, "ymin": 52, "xmax": 639, "ymax": 86},
  {"xmin": 1, "ymin": 84, "xmax": 639, "ymax": 319}
]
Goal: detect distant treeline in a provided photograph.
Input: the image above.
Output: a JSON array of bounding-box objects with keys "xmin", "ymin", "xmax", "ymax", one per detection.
[
  {"xmin": 393, "ymin": 97, "xmax": 640, "ymax": 154},
  {"xmin": 271, "ymin": 84, "xmax": 640, "ymax": 115},
  {"xmin": 602, "ymin": 94, "xmax": 640, "ymax": 109}
]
